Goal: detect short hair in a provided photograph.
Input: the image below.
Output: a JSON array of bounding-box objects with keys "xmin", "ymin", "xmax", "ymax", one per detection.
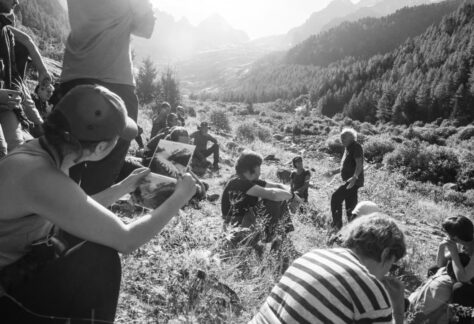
[
  {"xmin": 341, "ymin": 128, "xmax": 357, "ymax": 141},
  {"xmin": 161, "ymin": 102, "xmax": 171, "ymax": 110},
  {"xmin": 292, "ymin": 156, "xmax": 302, "ymax": 167},
  {"xmin": 168, "ymin": 127, "xmax": 189, "ymax": 142},
  {"xmin": 442, "ymin": 216, "xmax": 474, "ymax": 242},
  {"xmin": 167, "ymin": 113, "xmax": 178, "ymax": 123},
  {"xmin": 235, "ymin": 151, "xmax": 263, "ymax": 175},
  {"xmin": 340, "ymin": 213, "xmax": 406, "ymax": 262}
]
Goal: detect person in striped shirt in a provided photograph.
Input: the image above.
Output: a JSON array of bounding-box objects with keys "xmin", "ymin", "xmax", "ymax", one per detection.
[{"xmin": 250, "ymin": 213, "xmax": 406, "ymax": 324}]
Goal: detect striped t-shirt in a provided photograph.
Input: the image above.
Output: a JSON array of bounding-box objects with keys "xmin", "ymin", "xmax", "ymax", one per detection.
[{"xmin": 250, "ymin": 248, "xmax": 392, "ymax": 324}]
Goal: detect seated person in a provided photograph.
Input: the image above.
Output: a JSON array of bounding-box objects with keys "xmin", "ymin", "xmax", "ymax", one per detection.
[
  {"xmin": 32, "ymin": 83, "xmax": 54, "ymax": 120},
  {"xmin": 250, "ymin": 213, "xmax": 406, "ymax": 324},
  {"xmin": 409, "ymin": 253, "xmax": 471, "ymax": 324},
  {"xmin": 0, "ymin": 85, "xmax": 197, "ymax": 322},
  {"xmin": 191, "ymin": 122, "xmax": 219, "ymax": 170},
  {"xmin": 290, "ymin": 156, "xmax": 311, "ymax": 202},
  {"xmin": 436, "ymin": 215, "xmax": 474, "ymax": 318},
  {"xmin": 150, "ymin": 101, "xmax": 171, "ymax": 138},
  {"xmin": 146, "ymin": 113, "xmax": 179, "ymax": 155},
  {"xmin": 221, "ymin": 151, "xmax": 300, "ymax": 241},
  {"xmin": 176, "ymin": 105, "xmax": 186, "ymax": 126}
]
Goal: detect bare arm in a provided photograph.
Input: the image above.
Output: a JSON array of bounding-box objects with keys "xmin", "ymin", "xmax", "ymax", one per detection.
[
  {"xmin": 264, "ymin": 180, "xmax": 287, "ymax": 190},
  {"xmin": 130, "ymin": 0, "xmax": 155, "ymax": 39},
  {"xmin": 207, "ymin": 134, "xmax": 218, "ymax": 144},
  {"xmin": 7, "ymin": 27, "xmax": 51, "ymax": 86},
  {"xmin": 246, "ymin": 185, "xmax": 292, "ymax": 201},
  {"xmin": 92, "ymin": 168, "xmax": 149, "ymax": 207},
  {"xmin": 436, "ymin": 242, "xmax": 449, "ymax": 268},
  {"xmin": 26, "ymin": 168, "xmax": 196, "ymax": 254},
  {"xmin": 447, "ymin": 241, "xmax": 474, "ymax": 283}
]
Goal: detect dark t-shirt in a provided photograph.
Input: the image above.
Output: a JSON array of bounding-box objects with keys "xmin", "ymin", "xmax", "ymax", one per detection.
[
  {"xmin": 221, "ymin": 176, "xmax": 266, "ymax": 226},
  {"xmin": 341, "ymin": 141, "xmax": 364, "ymax": 187},
  {"xmin": 290, "ymin": 169, "xmax": 311, "ymax": 201},
  {"xmin": 191, "ymin": 131, "xmax": 216, "ymax": 152}
]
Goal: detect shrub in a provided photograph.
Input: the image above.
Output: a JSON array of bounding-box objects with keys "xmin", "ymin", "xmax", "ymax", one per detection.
[
  {"xmin": 384, "ymin": 141, "xmax": 460, "ymax": 184},
  {"xmin": 457, "ymin": 161, "xmax": 474, "ymax": 192},
  {"xmin": 363, "ymin": 136, "xmax": 396, "ymax": 163},
  {"xmin": 209, "ymin": 109, "xmax": 231, "ymax": 133},
  {"xmin": 325, "ymin": 135, "xmax": 344, "ymax": 156},
  {"xmin": 235, "ymin": 121, "xmax": 272, "ymax": 143},
  {"xmin": 457, "ymin": 126, "xmax": 474, "ymax": 141}
]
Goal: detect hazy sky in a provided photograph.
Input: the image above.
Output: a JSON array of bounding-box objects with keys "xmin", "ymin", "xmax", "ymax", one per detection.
[{"xmin": 153, "ymin": 0, "xmax": 361, "ymax": 39}]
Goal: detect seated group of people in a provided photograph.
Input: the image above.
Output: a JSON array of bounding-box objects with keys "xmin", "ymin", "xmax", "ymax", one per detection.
[{"xmin": 146, "ymin": 101, "xmax": 220, "ymax": 171}]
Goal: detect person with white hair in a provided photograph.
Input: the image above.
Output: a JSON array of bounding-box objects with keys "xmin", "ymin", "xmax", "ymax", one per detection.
[{"xmin": 326, "ymin": 128, "xmax": 365, "ymax": 230}]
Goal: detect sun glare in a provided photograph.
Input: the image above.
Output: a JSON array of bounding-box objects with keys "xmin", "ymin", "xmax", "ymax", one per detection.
[{"xmin": 154, "ymin": 0, "xmax": 339, "ymax": 39}]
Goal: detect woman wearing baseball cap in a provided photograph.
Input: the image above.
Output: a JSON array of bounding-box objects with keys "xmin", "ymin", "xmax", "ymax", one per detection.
[{"xmin": 0, "ymin": 85, "xmax": 197, "ymax": 322}]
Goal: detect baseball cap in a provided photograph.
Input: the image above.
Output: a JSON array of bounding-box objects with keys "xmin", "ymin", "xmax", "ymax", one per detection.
[
  {"xmin": 198, "ymin": 122, "xmax": 210, "ymax": 129},
  {"xmin": 55, "ymin": 85, "xmax": 138, "ymax": 141}
]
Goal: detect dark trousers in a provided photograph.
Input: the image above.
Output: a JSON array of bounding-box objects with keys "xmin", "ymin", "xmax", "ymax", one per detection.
[
  {"xmin": 0, "ymin": 242, "xmax": 121, "ymax": 323},
  {"xmin": 195, "ymin": 143, "xmax": 219, "ymax": 166},
  {"xmin": 57, "ymin": 79, "xmax": 139, "ymax": 195},
  {"xmin": 331, "ymin": 183, "xmax": 359, "ymax": 229},
  {"xmin": 453, "ymin": 282, "xmax": 474, "ymax": 324}
]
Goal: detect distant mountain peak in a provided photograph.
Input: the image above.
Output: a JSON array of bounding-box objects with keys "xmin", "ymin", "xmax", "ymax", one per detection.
[{"xmin": 198, "ymin": 13, "xmax": 230, "ymax": 28}]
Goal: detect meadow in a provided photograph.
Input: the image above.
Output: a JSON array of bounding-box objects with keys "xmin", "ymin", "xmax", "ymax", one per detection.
[{"xmin": 116, "ymin": 100, "xmax": 474, "ymax": 323}]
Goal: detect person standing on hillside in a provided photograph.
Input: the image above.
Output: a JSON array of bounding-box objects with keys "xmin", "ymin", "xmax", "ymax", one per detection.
[
  {"xmin": 57, "ymin": 0, "xmax": 156, "ymax": 195},
  {"xmin": 290, "ymin": 156, "xmax": 311, "ymax": 203},
  {"xmin": 326, "ymin": 128, "xmax": 364, "ymax": 230}
]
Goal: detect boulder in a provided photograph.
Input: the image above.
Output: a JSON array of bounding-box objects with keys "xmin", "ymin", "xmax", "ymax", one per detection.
[
  {"xmin": 443, "ymin": 183, "xmax": 458, "ymax": 192},
  {"xmin": 273, "ymin": 134, "xmax": 284, "ymax": 141}
]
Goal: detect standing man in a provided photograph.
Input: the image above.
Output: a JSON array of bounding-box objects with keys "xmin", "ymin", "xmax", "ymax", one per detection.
[
  {"xmin": 327, "ymin": 128, "xmax": 364, "ymax": 230},
  {"xmin": 58, "ymin": 0, "xmax": 156, "ymax": 195},
  {"xmin": 191, "ymin": 122, "xmax": 219, "ymax": 170}
]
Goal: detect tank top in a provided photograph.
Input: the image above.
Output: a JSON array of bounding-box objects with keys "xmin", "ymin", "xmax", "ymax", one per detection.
[{"xmin": 0, "ymin": 139, "xmax": 58, "ymax": 271}]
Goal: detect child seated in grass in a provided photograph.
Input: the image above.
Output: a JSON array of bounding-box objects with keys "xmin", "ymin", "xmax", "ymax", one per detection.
[{"xmin": 436, "ymin": 216, "xmax": 474, "ymax": 323}]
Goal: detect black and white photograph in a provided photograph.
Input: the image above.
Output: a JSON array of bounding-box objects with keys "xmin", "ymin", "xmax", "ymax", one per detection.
[{"xmin": 1, "ymin": 0, "xmax": 474, "ymax": 323}]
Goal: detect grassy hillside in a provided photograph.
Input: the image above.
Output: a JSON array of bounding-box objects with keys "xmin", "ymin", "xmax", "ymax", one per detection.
[{"xmin": 114, "ymin": 100, "xmax": 474, "ymax": 323}]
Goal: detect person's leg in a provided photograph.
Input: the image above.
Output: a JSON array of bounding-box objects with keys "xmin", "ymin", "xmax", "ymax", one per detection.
[
  {"xmin": 452, "ymin": 282, "xmax": 474, "ymax": 324},
  {"xmin": 0, "ymin": 110, "xmax": 24, "ymax": 152},
  {"xmin": 345, "ymin": 185, "xmax": 359, "ymax": 222},
  {"xmin": 201, "ymin": 144, "xmax": 219, "ymax": 166},
  {"xmin": 1, "ymin": 242, "xmax": 121, "ymax": 324},
  {"xmin": 330, "ymin": 184, "xmax": 347, "ymax": 230}
]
